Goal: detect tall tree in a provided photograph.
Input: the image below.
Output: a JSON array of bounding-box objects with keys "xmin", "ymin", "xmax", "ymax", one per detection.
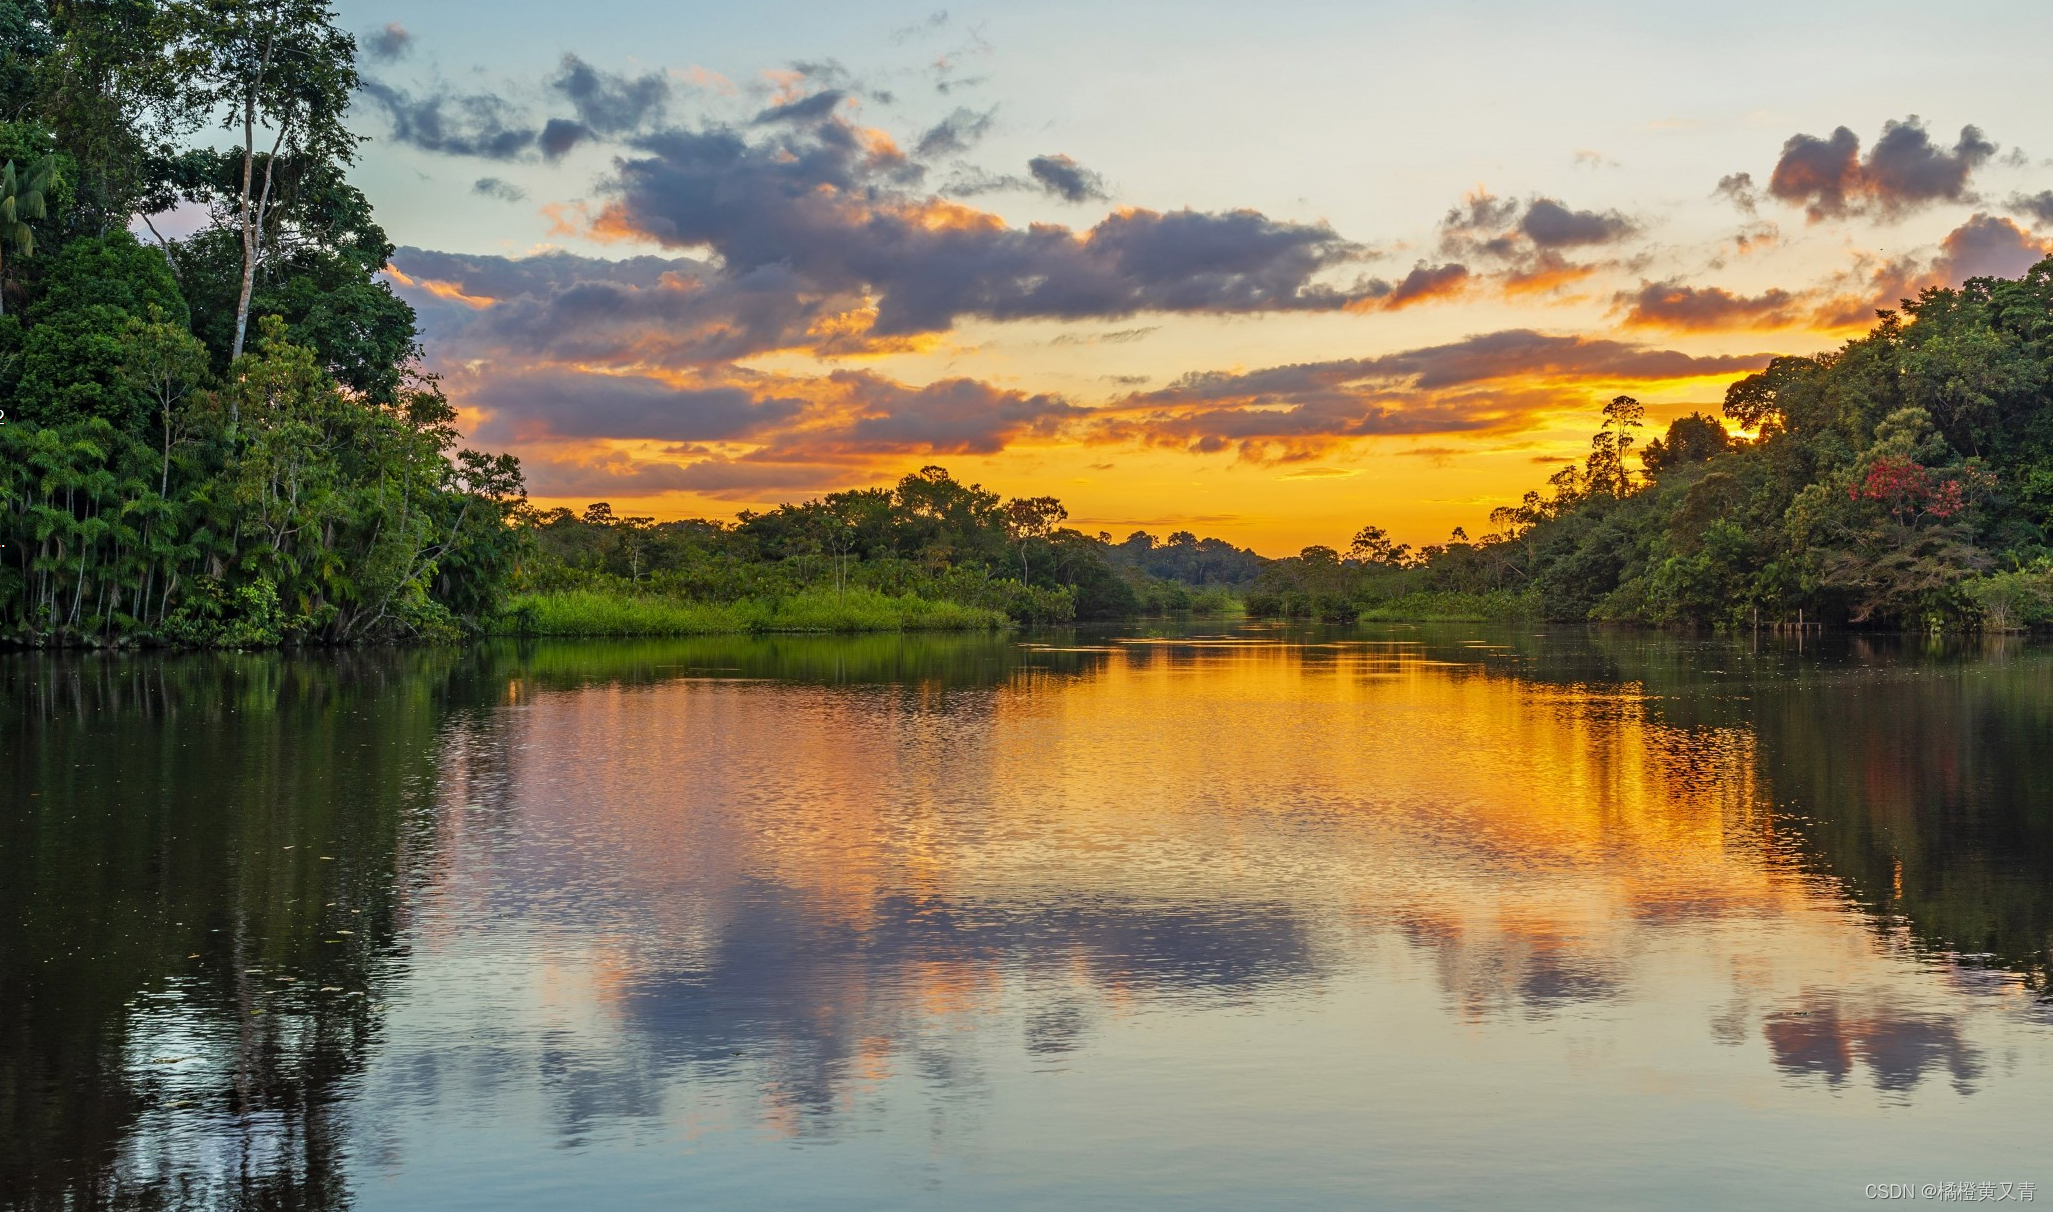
[
  {"xmin": 1004, "ymin": 495, "xmax": 1067, "ymax": 583},
  {"xmin": 1584, "ymin": 394, "xmax": 1645, "ymax": 497},
  {"xmin": 120, "ymin": 303, "xmax": 208, "ymax": 494},
  {"xmin": 39, "ymin": 0, "xmax": 189, "ymax": 233},
  {"xmin": 171, "ymin": 0, "xmax": 358, "ymax": 364},
  {"xmin": 0, "ymin": 1, "xmax": 53, "ymax": 122}
]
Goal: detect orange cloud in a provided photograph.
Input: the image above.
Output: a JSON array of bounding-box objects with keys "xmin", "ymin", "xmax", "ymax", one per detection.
[{"xmin": 1500, "ymin": 252, "xmax": 1602, "ymax": 297}]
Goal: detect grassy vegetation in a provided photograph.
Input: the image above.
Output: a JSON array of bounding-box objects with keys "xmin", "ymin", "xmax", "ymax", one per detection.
[
  {"xmin": 1354, "ymin": 590, "xmax": 1539, "ymax": 622},
  {"xmin": 1185, "ymin": 586, "xmax": 1246, "ymax": 617},
  {"xmin": 495, "ymin": 587, "xmax": 1011, "ymax": 637}
]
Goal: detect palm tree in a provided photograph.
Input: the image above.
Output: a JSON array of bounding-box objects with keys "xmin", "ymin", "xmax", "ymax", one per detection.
[{"xmin": 0, "ymin": 154, "xmax": 56, "ymax": 317}]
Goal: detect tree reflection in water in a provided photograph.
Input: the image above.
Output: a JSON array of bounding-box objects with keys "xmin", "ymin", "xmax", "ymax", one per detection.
[{"xmin": 4, "ymin": 628, "xmax": 2051, "ymax": 1208}]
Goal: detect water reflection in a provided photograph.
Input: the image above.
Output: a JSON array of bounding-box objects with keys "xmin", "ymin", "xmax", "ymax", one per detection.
[
  {"xmin": 0, "ymin": 651, "xmax": 482, "ymax": 1210},
  {"xmin": 1761, "ymin": 999, "xmax": 1982, "ymax": 1094},
  {"xmin": 5, "ymin": 628, "xmax": 2052, "ymax": 1209}
]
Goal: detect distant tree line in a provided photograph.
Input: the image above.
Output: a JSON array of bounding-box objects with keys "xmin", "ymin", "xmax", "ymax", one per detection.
[
  {"xmin": 519, "ymin": 465, "xmax": 1246, "ymax": 624},
  {"xmin": 1252, "ymin": 257, "xmax": 2053, "ymax": 631},
  {"xmin": 1100, "ymin": 529, "xmax": 1267, "ymax": 588}
]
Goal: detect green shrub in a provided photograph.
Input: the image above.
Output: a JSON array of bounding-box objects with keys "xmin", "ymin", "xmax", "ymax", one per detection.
[
  {"xmin": 162, "ymin": 576, "xmax": 286, "ymax": 648},
  {"xmin": 495, "ymin": 587, "xmax": 1009, "ymax": 637},
  {"xmin": 1356, "ymin": 590, "xmax": 1538, "ymax": 622},
  {"xmin": 1963, "ymin": 562, "xmax": 2053, "ymax": 631}
]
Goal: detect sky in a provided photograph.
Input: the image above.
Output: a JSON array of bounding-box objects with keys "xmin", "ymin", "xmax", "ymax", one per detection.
[{"xmin": 330, "ymin": 0, "xmax": 2053, "ymax": 554}]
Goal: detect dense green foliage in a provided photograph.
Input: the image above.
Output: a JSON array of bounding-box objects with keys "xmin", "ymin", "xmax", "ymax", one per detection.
[
  {"xmin": 504, "ymin": 586, "xmax": 1008, "ymax": 636},
  {"xmin": 0, "ymin": 0, "xmax": 525, "ymax": 646},
  {"xmin": 1099, "ymin": 528, "xmax": 1266, "ymax": 588},
  {"xmin": 512, "ymin": 464, "xmax": 1242, "ymax": 630},
  {"xmin": 1254, "ymin": 261, "xmax": 2053, "ymax": 631}
]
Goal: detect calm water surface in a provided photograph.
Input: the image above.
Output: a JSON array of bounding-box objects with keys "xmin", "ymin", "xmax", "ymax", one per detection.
[{"xmin": 5, "ymin": 625, "xmax": 2051, "ymax": 1210}]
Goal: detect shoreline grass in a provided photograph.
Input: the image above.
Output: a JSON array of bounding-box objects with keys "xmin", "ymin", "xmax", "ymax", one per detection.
[
  {"xmin": 494, "ymin": 587, "xmax": 1011, "ymax": 637},
  {"xmin": 1354, "ymin": 590, "xmax": 1538, "ymax": 623}
]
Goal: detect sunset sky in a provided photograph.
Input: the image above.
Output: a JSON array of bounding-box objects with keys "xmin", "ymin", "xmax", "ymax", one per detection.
[{"xmin": 331, "ymin": 0, "xmax": 2053, "ymax": 553}]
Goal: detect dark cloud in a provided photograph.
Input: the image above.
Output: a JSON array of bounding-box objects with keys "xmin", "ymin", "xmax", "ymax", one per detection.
[
  {"xmin": 1767, "ymin": 117, "xmax": 1996, "ymax": 221},
  {"xmin": 934, "ymin": 165, "xmax": 1030, "ymax": 197},
  {"xmin": 1147, "ymin": 331, "xmax": 1770, "ymax": 398},
  {"xmin": 1932, "ymin": 213, "xmax": 2050, "ymax": 283},
  {"xmin": 1370, "ymin": 262, "xmax": 1470, "ymax": 308},
  {"xmin": 1616, "ymin": 281, "xmax": 1800, "ymax": 331},
  {"xmin": 1086, "ymin": 331, "xmax": 1774, "ymax": 460},
  {"xmin": 1500, "ymin": 250, "xmax": 1599, "ymax": 295},
  {"xmin": 2007, "ymin": 190, "xmax": 2053, "ymax": 226},
  {"xmin": 1864, "ymin": 117, "xmax": 1995, "ymax": 214},
  {"xmin": 1439, "ymin": 191, "xmax": 1522, "ymax": 258},
  {"xmin": 1027, "ymin": 153, "xmax": 1110, "ymax": 203},
  {"xmin": 359, "ymin": 53, "xmax": 672, "ymax": 163},
  {"xmin": 915, "ymin": 106, "xmax": 996, "ymax": 158},
  {"xmin": 1440, "ymin": 191, "xmax": 1634, "ymax": 253},
  {"xmin": 467, "ymin": 370, "xmax": 805, "ymax": 444},
  {"xmin": 365, "ymin": 22, "xmax": 412, "ymax": 62},
  {"xmin": 1810, "ymin": 213, "xmax": 2050, "ymax": 327},
  {"xmin": 786, "ymin": 58, "xmax": 864, "ymax": 94},
  {"xmin": 754, "ymin": 89, "xmax": 847, "ymax": 125},
  {"xmin": 1767, "ymin": 126, "xmax": 1862, "ymax": 220},
  {"xmin": 1714, "ymin": 172, "xmax": 1759, "ymax": 213},
  {"xmin": 816, "ymin": 370, "xmax": 1085, "ymax": 454},
  {"xmin": 599, "ymin": 117, "xmax": 1379, "ymax": 335},
  {"xmin": 472, "ymin": 177, "xmax": 526, "ymax": 202},
  {"xmin": 395, "ymin": 247, "xmax": 700, "ymax": 300},
  {"xmin": 550, "ymin": 53, "xmax": 670, "ymax": 136},
  {"xmin": 390, "ymin": 246, "xmax": 847, "ymax": 367},
  {"xmin": 538, "ymin": 118, "xmax": 594, "ymax": 161},
  {"xmin": 1519, "ymin": 198, "xmax": 1636, "ymax": 248},
  {"xmin": 391, "ymin": 242, "xmax": 1084, "ymax": 468},
  {"xmin": 1625, "ymin": 213, "xmax": 2048, "ymax": 336},
  {"xmin": 450, "ymin": 361, "xmax": 1081, "ymax": 473},
  {"xmin": 1435, "ymin": 190, "xmax": 1629, "ymax": 291},
  {"xmin": 357, "ymin": 79, "xmax": 538, "ymax": 160}
]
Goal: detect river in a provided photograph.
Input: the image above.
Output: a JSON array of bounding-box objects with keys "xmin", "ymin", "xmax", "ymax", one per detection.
[{"xmin": 4, "ymin": 624, "xmax": 2050, "ymax": 1209}]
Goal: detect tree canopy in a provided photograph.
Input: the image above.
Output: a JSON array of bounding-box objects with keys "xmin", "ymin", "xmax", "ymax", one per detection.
[
  {"xmin": 0, "ymin": 0, "xmax": 524, "ymax": 645},
  {"xmin": 1251, "ymin": 259, "xmax": 2053, "ymax": 631}
]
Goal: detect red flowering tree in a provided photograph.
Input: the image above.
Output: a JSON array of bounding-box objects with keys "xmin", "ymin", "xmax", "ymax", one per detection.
[{"xmin": 1848, "ymin": 456, "xmax": 1992, "ymax": 528}]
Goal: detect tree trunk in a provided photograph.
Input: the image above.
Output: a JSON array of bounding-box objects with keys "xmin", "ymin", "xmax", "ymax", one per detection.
[{"xmin": 228, "ymin": 27, "xmax": 286, "ymax": 380}]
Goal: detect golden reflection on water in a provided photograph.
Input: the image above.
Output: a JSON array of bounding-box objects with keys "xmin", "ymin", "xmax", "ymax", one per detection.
[
  {"xmin": 9, "ymin": 633, "xmax": 2053, "ymax": 1210},
  {"xmin": 399, "ymin": 633, "xmax": 2043, "ymax": 1144}
]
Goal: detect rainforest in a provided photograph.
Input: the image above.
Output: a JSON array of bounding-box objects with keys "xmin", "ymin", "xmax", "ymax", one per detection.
[{"xmin": 4, "ymin": 2, "xmax": 2053, "ymax": 646}]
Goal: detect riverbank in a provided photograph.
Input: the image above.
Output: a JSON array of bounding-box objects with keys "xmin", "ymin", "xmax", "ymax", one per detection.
[
  {"xmin": 1245, "ymin": 589, "xmax": 1538, "ymax": 624},
  {"xmin": 1356, "ymin": 590, "xmax": 1538, "ymax": 622},
  {"xmin": 494, "ymin": 587, "xmax": 1012, "ymax": 637}
]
